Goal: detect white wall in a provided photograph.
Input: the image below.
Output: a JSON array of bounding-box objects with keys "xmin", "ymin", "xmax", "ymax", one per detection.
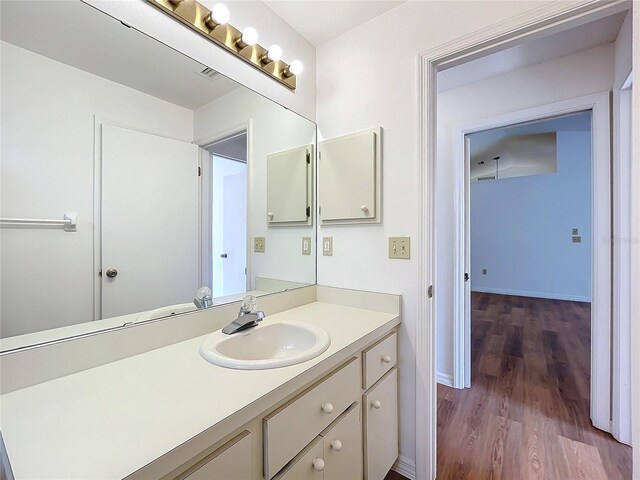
[
  {"xmin": 631, "ymin": 7, "xmax": 639, "ymax": 477},
  {"xmin": 435, "ymin": 44, "xmax": 614, "ymax": 380},
  {"xmin": 315, "ymin": 0, "xmax": 555, "ymax": 469},
  {"xmin": 0, "ymin": 41, "xmax": 193, "ymax": 337},
  {"xmin": 86, "ymin": 0, "xmax": 316, "ymax": 121},
  {"xmin": 194, "ymin": 87, "xmax": 316, "ymax": 288},
  {"xmin": 470, "ymin": 130, "xmax": 592, "ymax": 301}
]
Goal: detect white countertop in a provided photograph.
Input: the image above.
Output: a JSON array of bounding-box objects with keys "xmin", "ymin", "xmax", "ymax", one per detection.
[{"xmin": 0, "ymin": 301, "xmax": 399, "ymax": 479}]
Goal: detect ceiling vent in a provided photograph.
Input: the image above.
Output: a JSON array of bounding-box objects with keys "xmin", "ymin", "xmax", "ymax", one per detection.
[{"xmin": 195, "ymin": 67, "xmax": 220, "ymax": 81}]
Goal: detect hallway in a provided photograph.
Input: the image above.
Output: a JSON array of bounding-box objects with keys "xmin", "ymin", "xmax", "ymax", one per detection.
[{"xmin": 437, "ymin": 293, "xmax": 632, "ymax": 479}]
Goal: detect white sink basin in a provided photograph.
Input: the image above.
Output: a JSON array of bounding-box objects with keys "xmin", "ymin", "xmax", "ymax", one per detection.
[
  {"xmin": 136, "ymin": 302, "xmax": 197, "ymax": 322},
  {"xmin": 200, "ymin": 320, "xmax": 331, "ymax": 370}
]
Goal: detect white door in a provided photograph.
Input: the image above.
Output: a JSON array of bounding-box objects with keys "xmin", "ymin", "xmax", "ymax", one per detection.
[
  {"xmin": 464, "ymin": 135, "xmax": 471, "ymax": 388},
  {"xmin": 101, "ymin": 124, "xmax": 199, "ymax": 318},
  {"xmin": 222, "ymin": 170, "xmax": 247, "ymax": 295}
]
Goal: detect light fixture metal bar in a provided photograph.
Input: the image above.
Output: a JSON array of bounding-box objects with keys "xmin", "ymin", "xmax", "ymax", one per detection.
[{"xmin": 145, "ymin": 0, "xmax": 297, "ymax": 90}]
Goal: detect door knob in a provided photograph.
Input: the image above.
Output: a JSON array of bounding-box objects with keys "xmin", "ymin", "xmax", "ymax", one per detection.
[
  {"xmin": 220, "ymin": 253, "xmax": 228, "ymax": 258},
  {"xmin": 106, "ymin": 268, "xmax": 118, "ymax": 278}
]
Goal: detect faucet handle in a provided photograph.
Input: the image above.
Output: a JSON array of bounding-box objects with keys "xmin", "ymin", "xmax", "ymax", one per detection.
[
  {"xmin": 255, "ymin": 311, "xmax": 265, "ymax": 321},
  {"xmin": 240, "ymin": 294, "xmax": 257, "ymax": 314}
]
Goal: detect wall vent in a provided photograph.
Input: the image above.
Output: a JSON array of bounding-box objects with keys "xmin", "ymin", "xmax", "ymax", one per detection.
[{"xmin": 477, "ymin": 175, "xmax": 496, "ymax": 181}]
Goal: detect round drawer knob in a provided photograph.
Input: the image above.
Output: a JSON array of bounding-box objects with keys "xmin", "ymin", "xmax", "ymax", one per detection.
[
  {"xmin": 321, "ymin": 402, "xmax": 334, "ymax": 414},
  {"xmin": 360, "ymin": 205, "xmax": 369, "ymax": 213},
  {"xmin": 381, "ymin": 354, "xmax": 391, "ymax": 364},
  {"xmin": 312, "ymin": 458, "xmax": 325, "ymax": 471},
  {"xmin": 371, "ymin": 400, "xmax": 382, "ymax": 409},
  {"xmin": 331, "ymin": 440, "xmax": 343, "ymax": 451}
]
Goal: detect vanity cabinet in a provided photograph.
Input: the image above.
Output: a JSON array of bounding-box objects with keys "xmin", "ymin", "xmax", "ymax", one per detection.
[
  {"xmin": 363, "ymin": 369, "xmax": 398, "ymax": 480},
  {"xmin": 181, "ymin": 431, "xmax": 252, "ymax": 480},
  {"xmin": 274, "ymin": 403, "xmax": 362, "ymax": 480},
  {"xmin": 263, "ymin": 357, "xmax": 360, "ymax": 478}
]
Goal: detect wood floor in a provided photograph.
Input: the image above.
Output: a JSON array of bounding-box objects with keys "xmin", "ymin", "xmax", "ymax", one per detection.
[{"xmin": 437, "ymin": 293, "xmax": 632, "ymax": 480}]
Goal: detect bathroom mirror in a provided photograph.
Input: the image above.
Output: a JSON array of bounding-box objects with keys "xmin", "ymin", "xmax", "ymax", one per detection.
[{"xmin": 0, "ymin": 0, "xmax": 316, "ymax": 349}]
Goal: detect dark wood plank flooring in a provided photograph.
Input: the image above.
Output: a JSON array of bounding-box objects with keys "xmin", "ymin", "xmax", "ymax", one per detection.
[{"xmin": 437, "ymin": 293, "xmax": 632, "ymax": 480}]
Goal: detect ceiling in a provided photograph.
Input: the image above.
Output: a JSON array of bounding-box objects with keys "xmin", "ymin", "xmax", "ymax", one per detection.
[
  {"xmin": 0, "ymin": 1, "xmax": 240, "ymax": 110},
  {"xmin": 263, "ymin": 1, "xmax": 406, "ymax": 46},
  {"xmin": 469, "ymin": 111, "xmax": 591, "ymax": 177},
  {"xmin": 438, "ymin": 11, "xmax": 627, "ymax": 92}
]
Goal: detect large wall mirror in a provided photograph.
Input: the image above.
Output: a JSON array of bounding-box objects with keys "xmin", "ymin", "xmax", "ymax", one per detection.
[{"xmin": 0, "ymin": 1, "xmax": 317, "ymax": 350}]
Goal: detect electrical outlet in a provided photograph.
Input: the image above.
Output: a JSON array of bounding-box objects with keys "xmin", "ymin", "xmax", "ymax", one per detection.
[
  {"xmin": 302, "ymin": 237, "xmax": 311, "ymax": 255},
  {"xmin": 482, "ymin": 268, "xmax": 487, "ymax": 275},
  {"xmin": 322, "ymin": 237, "xmax": 333, "ymax": 256},
  {"xmin": 389, "ymin": 237, "xmax": 410, "ymax": 259},
  {"xmin": 254, "ymin": 237, "xmax": 265, "ymax": 253},
  {"xmin": 572, "ymin": 235, "xmax": 582, "ymax": 243}
]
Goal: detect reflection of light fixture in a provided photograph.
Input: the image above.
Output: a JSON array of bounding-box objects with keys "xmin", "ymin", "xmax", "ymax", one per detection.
[
  {"xmin": 283, "ymin": 60, "xmax": 303, "ymax": 77},
  {"xmin": 146, "ymin": 0, "xmax": 301, "ymax": 90},
  {"xmin": 204, "ymin": 3, "xmax": 230, "ymax": 30},
  {"xmin": 260, "ymin": 44, "xmax": 283, "ymax": 64},
  {"xmin": 235, "ymin": 27, "xmax": 258, "ymax": 49}
]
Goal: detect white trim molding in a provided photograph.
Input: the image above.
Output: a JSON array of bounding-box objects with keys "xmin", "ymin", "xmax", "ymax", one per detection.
[
  {"xmin": 417, "ymin": 1, "xmax": 629, "ymax": 478},
  {"xmin": 436, "ymin": 372, "xmax": 454, "ymax": 387},
  {"xmin": 471, "ymin": 288, "xmax": 591, "ymax": 303},
  {"xmin": 393, "ymin": 455, "xmax": 417, "ymax": 480}
]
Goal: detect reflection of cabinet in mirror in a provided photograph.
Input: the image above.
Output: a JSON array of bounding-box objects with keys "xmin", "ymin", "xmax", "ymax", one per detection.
[
  {"xmin": 267, "ymin": 146, "xmax": 313, "ymax": 226},
  {"xmin": 319, "ymin": 127, "xmax": 381, "ymax": 225}
]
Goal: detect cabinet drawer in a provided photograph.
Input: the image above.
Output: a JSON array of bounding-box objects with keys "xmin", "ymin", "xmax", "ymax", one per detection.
[
  {"xmin": 363, "ymin": 368, "xmax": 398, "ymax": 480},
  {"xmin": 321, "ymin": 403, "xmax": 362, "ymax": 480},
  {"xmin": 182, "ymin": 431, "xmax": 252, "ymax": 480},
  {"xmin": 264, "ymin": 358, "xmax": 360, "ymax": 479},
  {"xmin": 363, "ymin": 332, "xmax": 397, "ymax": 389},
  {"xmin": 273, "ymin": 436, "xmax": 324, "ymax": 480}
]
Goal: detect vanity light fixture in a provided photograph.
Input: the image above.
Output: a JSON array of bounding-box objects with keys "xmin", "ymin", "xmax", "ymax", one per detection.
[
  {"xmin": 145, "ymin": 0, "xmax": 300, "ymax": 90},
  {"xmin": 235, "ymin": 27, "xmax": 258, "ymax": 49},
  {"xmin": 283, "ymin": 60, "xmax": 303, "ymax": 78},
  {"xmin": 260, "ymin": 44, "xmax": 283, "ymax": 65},
  {"xmin": 204, "ymin": 3, "xmax": 229, "ymax": 30}
]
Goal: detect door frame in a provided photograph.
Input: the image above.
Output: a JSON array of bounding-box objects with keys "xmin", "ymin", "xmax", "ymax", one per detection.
[
  {"xmin": 195, "ymin": 121, "xmax": 253, "ymax": 294},
  {"xmin": 451, "ymin": 93, "xmax": 612, "ymax": 435},
  {"xmin": 415, "ymin": 1, "xmax": 630, "ymax": 478}
]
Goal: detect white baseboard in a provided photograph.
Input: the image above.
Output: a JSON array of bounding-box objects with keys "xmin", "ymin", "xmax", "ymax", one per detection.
[
  {"xmin": 392, "ymin": 455, "xmax": 416, "ymax": 480},
  {"xmin": 471, "ymin": 287, "xmax": 591, "ymax": 303},
  {"xmin": 436, "ymin": 372, "xmax": 454, "ymax": 387}
]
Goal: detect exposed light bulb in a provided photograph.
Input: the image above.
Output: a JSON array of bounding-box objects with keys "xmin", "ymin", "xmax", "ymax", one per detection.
[
  {"xmin": 240, "ymin": 27, "xmax": 258, "ymax": 47},
  {"xmin": 289, "ymin": 60, "xmax": 303, "ymax": 76},
  {"xmin": 267, "ymin": 44, "xmax": 283, "ymax": 62},
  {"xmin": 211, "ymin": 3, "xmax": 230, "ymax": 24}
]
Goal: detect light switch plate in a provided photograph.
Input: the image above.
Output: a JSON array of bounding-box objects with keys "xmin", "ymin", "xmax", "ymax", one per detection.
[
  {"xmin": 322, "ymin": 237, "xmax": 333, "ymax": 256},
  {"xmin": 572, "ymin": 235, "xmax": 582, "ymax": 243},
  {"xmin": 482, "ymin": 268, "xmax": 487, "ymax": 275},
  {"xmin": 302, "ymin": 237, "xmax": 311, "ymax": 255},
  {"xmin": 254, "ymin": 237, "xmax": 265, "ymax": 253},
  {"xmin": 572, "ymin": 228, "xmax": 579, "ymax": 235},
  {"xmin": 389, "ymin": 237, "xmax": 410, "ymax": 259}
]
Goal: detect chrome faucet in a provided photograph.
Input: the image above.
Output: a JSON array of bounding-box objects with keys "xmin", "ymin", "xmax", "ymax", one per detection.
[
  {"xmin": 194, "ymin": 286, "xmax": 213, "ymax": 309},
  {"xmin": 222, "ymin": 295, "xmax": 265, "ymax": 334}
]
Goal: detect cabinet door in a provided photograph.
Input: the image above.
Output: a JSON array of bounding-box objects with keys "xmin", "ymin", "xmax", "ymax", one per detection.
[
  {"xmin": 363, "ymin": 369, "xmax": 398, "ymax": 480},
  {"xmin": 319, "ymin": 128, "xmax": 380, "ymax": 223},
  {"xmin": 183, "ymin": 431, "xmax": 252, "ymax": 480},
  {"xmin": 322, "ymin": 403, "xmax": 363, "ymax": 480},
  {"xmin": 274, "ymin": 436, "xmax": 324, "ymax": 480},
  {"xmin": 267, "ymin": 145, "xmax": 311, "ymax": 225}
]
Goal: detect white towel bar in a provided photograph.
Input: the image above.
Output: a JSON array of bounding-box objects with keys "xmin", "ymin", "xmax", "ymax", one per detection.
[{"xmin": 0, "ymin": 212, "xmax": 77, "ymax": 232}]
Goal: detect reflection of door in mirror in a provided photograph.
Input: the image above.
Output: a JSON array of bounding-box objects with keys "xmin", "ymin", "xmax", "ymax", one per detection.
[
  {"xmin": 205, "ymin": 133, "xmax": 248, "ymax": 297},
  {"xmin": 101, "ymin": 124, "xmax": 200, "ymax": 319}
]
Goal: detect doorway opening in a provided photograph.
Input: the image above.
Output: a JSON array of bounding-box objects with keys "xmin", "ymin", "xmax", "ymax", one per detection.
[
  {"xmin": 420, "ymin": 5, "xmax": 633, "ymax": 479},
  {"xmin": 201, "ymin": 131, "xmax": 249, "ymax": 299}
]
